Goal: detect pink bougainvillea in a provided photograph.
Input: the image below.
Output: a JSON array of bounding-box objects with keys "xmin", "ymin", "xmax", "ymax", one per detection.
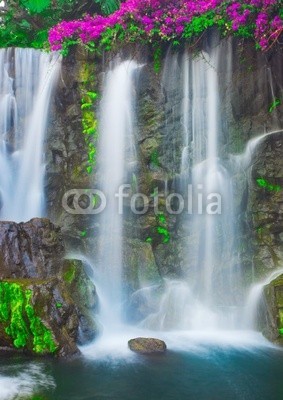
[{"xmin": 48, "ymin": 0, "xmax": 283, "ymax": 51}]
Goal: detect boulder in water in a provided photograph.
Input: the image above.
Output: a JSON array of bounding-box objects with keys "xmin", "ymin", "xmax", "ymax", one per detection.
[{"xmin": 128, "ymin": 337, "xmax": 166, "ymax": 354}]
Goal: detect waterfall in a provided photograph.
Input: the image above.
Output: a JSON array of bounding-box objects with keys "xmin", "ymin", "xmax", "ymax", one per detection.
[
  {"xmin": 0, "ymin": 48, "xmax": 61, "ymax": 222},
  {"xmin": 141, "ymin": 43, "xmax": 240, "ymax": 331},
  {"xmin": 96, "ymin": 59, "xmax": 140, "ymax": 329},
  {"xmin": 244, "ymin": 269, "xmax": 283, "ymax": 329}
]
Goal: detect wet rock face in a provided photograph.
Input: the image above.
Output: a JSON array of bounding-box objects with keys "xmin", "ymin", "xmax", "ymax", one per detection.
[
  {"xmin": 0, "ymin": 218, "xmax": 64, "ymax": 279},
  {"xmin": 128, "ymin": 337, "xmax": 167, "ymax": 354},
  {"xmin": 246, "ymin": 132, "xmax": 283, "ymax": 280},
  {"xmin": 259, "ymin": 274, "xmax": 283, "ymax": 345},
  {"xmin": 0, "ymin": 219, "xmax": 99, "ymax": 357}
]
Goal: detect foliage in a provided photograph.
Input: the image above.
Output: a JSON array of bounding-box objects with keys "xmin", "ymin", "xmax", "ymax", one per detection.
[
  {"xmin": 94, "ymin": 0, "xmax": 120, "ymax": 15},
  {"xmin": 0, "ymin": 282, "xmax": 57, "ymax": 354},
  {"xmin": 20, "ymin": 0, "xmax": 51, "ymax": 14},
  {"xmin": 153, "ymin": 47, "xmax": 162, "ymax": 73},
  {"xmin": 145, "ymin": 212, "xmax": 170, "ymax": 245},
  {"xmin": 156, "ymin": 212, "xmax": 170, "ymax": 244},
  {"xmin": 0, "ymin": 0, "xmax": 120, "ymax": 49},
  {"xmin": 150, "ymin": 149, "xmax": 160, "ymax": 167},
  {"xmin": 269, "ymin": 98, "xmax": 281, "ymax": 112},
  {"xmin": 63, "ymin": 264, "xmax": 76, "ymax": 283},
  {"xmin": 80, "ymin": 63, "xmax": 99, "ymax": 175},
  {"xmin": 48, "ymin": 0, "xmax": 283, "ymax": 53},
  {"xmin": 256, "ymin": 177, "xmax": 281, "ymax": 192}
]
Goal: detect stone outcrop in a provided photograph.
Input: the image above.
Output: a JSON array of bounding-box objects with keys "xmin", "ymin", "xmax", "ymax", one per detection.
[
  {"xmin": 245, "ymin": 132, "xmax": 283, "ymax": 282},
  {"xmin": 259, "ymin": 274, "xmax": 283, "ymax": 345},
  {"xmin": 128, "ymin": 337, "xmax": 167, "ymax": 354},
  {"xmin": 0, "ymin": 218, "xmax": 99, "ymax": 357}
]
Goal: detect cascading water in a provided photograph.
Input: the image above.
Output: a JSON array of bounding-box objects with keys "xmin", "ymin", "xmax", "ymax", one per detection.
[
  {"xmin": 244, "ymin": 268, "xmax": 283, "ymax": 330},
  {"xmin": 79, "ymin": 44, "xmax": 282, "ymax": 361},
  {"xmin": 96, "ymin": 59, "xmax": 140, "ymax": 330},
  {"xmin": 0, "ymin": 48, "xmax": 61, "ymax": 222},
  {"xmin": 192, "ymin": 49, "xmax": 237, "ymax": 323},
  {"xmin": 140, "ymin": 44, "xmax": 239, "ymax": 331}
]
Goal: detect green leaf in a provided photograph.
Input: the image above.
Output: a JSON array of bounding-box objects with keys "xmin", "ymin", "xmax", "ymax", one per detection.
[
  {"xmin": 21, "ymin": 0, "xmax": 51, "ymax": 14},
  {"xmin": 19, "ymin": 19, "xmax": 31, "ymax": 29},
  {"xmin": 81, "ymin": 103, "xmax": 92, "ymax": 110},
  {"xmin": 269, "ymin": 98, "xmax": 281, "ymax": 113},
  {"xmin": 87, "ymin": 91, "xmax": 98, "ymax": 100},
  {"xmin": 94, "ymin": 0, "xmax": 120, "ymax": 15}
]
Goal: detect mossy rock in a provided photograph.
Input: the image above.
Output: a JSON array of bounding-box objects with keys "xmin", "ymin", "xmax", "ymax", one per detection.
[
  {"xmin": 61, "ymin": 259, "xmax": 100, "ymax": 343},
  {"xmin": 0, "ymin": 280, "xmax": 60, "ymax": 356},
  {"xmin": 260, "ymin": 274, "xmax": 283, "ymax": 346},
  {"xmin": 0, "ymin": 220, "xmax": 99, "ymax": 357}
]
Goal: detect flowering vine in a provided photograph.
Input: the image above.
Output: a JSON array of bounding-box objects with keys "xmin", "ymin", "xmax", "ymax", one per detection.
[{"xmin": 48, "ymin": 0, "xmax": 282, "ymax": 52}]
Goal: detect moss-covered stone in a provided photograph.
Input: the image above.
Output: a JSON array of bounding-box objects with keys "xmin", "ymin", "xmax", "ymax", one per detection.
[
  {"xmin": 0, "ymin": 281, "xmax": 56, "ymax": 354},
  {"xmin": 0, "ymin": 219, "xmax": 99, "ymax": 357},
  {"xmin": 260, "ymin": 274, "xmax": 283, "ymax": 346},
  {"xmin": 61, "ymin": 259, "xmax": 99, "ymax": 343}
]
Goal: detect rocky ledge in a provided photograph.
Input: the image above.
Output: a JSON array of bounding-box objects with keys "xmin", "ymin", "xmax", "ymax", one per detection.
[
  {"xmin": 259, "ymin": 273, "xmax": 283, "ymax": 346},
  {"xmin": 0, "ymin": 218, "xmax": 99, "ymax": 357}
]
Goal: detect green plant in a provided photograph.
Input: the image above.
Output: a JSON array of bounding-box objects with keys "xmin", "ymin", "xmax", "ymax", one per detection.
[
  {"xmin": 183, "ymin": 11, "xmax": 216, "ymax": 40},
  {"xmin": 0, "ymin": 282, "xmax": 57, "ymax": 354},
  {"xmin": 63, "ymin": 264, "xmax": 76, "ymax": 283},
  {"xmin": 80, "ymin": 63, "xmax": 99, "ymax": 174},
  {"xmin": 0, "ymin": 0, "xmax": 117, "ymax": 49},
  {"xmin": 156, "ymin": 212, "xmax": 170, "ymax": 243},
  {"xmin": 269, "ymin": 98, "xmax": 281, "ymax": 113},
  {"xmin": 256, "ymin": 178, "xmax": 281, "ymax": 192},
  {"xmin": 150, "ymin": 149, "xmax": 160, "ymax": 167},
  {"xmin": 94, "ymin": 0, "xmax": 120, "ymax": 15},
  {"xmin": 153, "ymin": 47, "xmax": 162, "ymax": 74}
]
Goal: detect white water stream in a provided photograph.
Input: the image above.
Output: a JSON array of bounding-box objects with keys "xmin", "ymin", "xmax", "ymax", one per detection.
[
  {"xmin": 96, "ymin": 59, "xmax": 140, "ymax": 330},
  {"xmin": 0, "ymin": 48, "xmax": 61, "ymax": 222}
]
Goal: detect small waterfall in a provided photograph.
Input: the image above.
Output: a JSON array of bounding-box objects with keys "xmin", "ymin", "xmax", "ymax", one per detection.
[
  {"xmin": 161, "ymin": 49, "xmax": 183, "ymax": 173},
  {"xmin": 184, "ymin": 45, "xmax": 238, "ymax": 327},
  {"xmin": 180, "ymin": 51, "xmax": 190, "ymax": 176},
  {"xmin": 142, "ymin": 43, "xmax": 239, "ymax": 331},
  {"xmin": 97, "ymin": 59, "xmax": 140, "ymax": 329},
  {"xmin": 244, "ymin": 268, "xmax": 283, "ymax": 329},
  {"xmin": 232, "ymin": 129, "xmax": 283, "ymax": 169},
  {"xmin": 0, "ymin": 48, "xmax": 61, "ymax": 222}
]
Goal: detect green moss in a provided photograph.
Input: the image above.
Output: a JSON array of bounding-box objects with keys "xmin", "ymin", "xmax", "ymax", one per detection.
[
  {"xmin": 63, "ymin": 264, "xmax": 76, "ymax": 284},
  {"xmin": 150, "ymin": 150, "xmax": 160, "ymax": 168},
  {"xmin": 269, "ymin": 98, "xmax": 281, "ymax": 113},
  {"xmin": 80, "ymin": 230, "xmax": 87, "ymax": 238},
  {"xmin": 79, "ymin": 63, "xmax": 99, "ymax": 175},
  {"xmin": 0, "ymin": 282, "xmax": 57, "ymax": 354},
  {"xmin": 153, "ymin": 47, "xmax": 162, "ymax": 74},
  {"xmin": 156, "ymin": 212, "xmax": 170, "ymax": 244},
  {"xmin": 145, "ymin": 212, "xmax": 171, "ymax": 245},
  {"xmin": 256, "ymin": 178, "xmax": 281, "ymax": 192},
  {"xmin": 278, "ymin": 309, "xmax": 283, "ymax": 329}
]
